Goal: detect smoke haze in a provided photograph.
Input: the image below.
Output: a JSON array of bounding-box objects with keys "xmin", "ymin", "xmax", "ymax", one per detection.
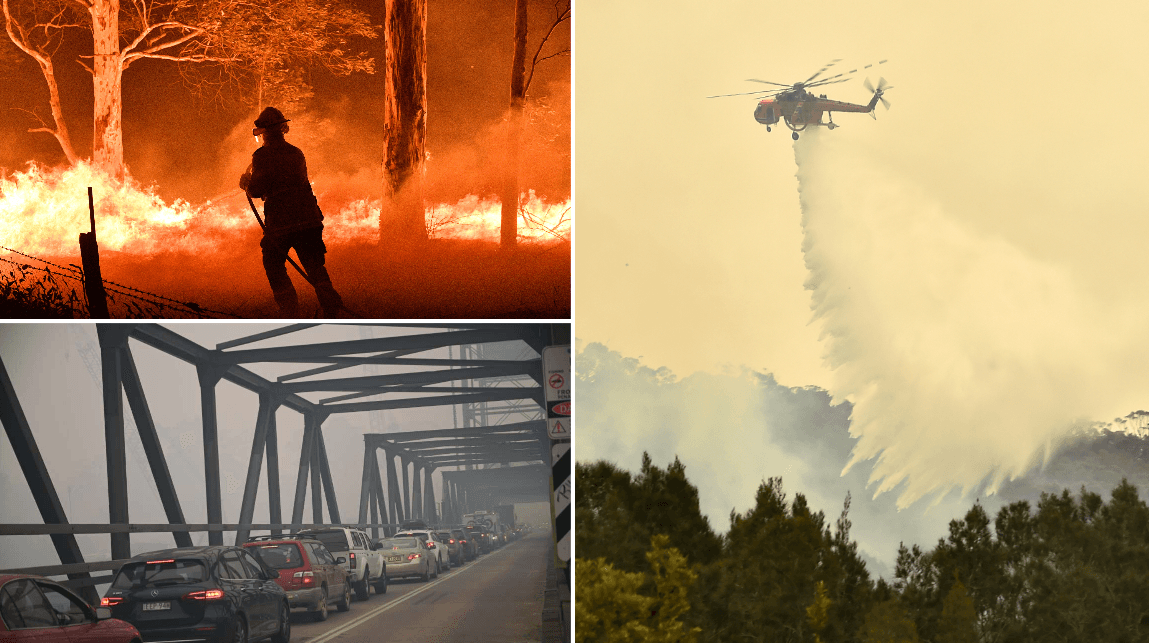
[
  {"xmin": 577, "ymin": 341, "xmax": 1149, "ymax": 579},
  {"xmin": 793, "ymin": 132, "xmax": 1149, "ymax": 507}
]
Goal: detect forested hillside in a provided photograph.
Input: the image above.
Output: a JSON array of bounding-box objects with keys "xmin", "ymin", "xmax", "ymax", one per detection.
[{"xmin": 576, "ymin": 455, "xmax": 1149, "ymax": 642}]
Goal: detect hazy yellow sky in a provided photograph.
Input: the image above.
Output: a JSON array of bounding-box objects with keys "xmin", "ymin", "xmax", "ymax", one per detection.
[{"xmin": 576, "ymin": 0, "xmax": 1149, "ymax": 388}]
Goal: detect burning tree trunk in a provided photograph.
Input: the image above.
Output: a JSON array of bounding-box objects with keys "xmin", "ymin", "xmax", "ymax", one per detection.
[
  {"xmin": 499, "ymin": 0, "xmax": 570, "ymax": 249},
  {"xmin": 499, "ymin": 0, "xmax": 528, "ymax": 249},
  {"xmin": 90, "ymin": 0, "xmax": 124, "ymax": 178},
  {"xmin": 380, "ymin": 0, "xmax": 428, "ymax": 243}
]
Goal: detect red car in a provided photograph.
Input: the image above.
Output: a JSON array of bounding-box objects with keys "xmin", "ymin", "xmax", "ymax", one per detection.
[
  {"xmin": 243, "ymin": 536, "xmax": 352, "ymax": 621},
  {"xmin": 0, "ymin": 573, "xmax": 141, "ymax": 642}
]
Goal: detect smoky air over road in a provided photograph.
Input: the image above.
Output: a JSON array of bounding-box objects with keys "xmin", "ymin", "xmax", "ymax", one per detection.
[{"xmin": 289, "ymin": 533, "xmax": 552, "ymax": 643}]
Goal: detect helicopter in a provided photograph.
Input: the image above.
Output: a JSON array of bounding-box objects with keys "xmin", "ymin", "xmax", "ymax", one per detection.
[{"xmin": 708, "ymin": 59, "xmax": 892, "ymax": 140}]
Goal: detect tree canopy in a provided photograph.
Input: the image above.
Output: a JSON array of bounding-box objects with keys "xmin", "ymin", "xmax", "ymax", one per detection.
[{"xmin": 578, "ymin": 455, "xmax": 1149, "ymax": 643}]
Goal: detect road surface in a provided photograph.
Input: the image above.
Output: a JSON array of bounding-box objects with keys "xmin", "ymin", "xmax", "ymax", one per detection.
[{"xmin": 290, "ymin": 532, "xmax": 550, "ymax": 642}]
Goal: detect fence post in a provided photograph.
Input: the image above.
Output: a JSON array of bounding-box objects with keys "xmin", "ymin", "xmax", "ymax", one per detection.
[{"xmin": 78, "ymin": 187, "xmax": 110, "ymax": 318}]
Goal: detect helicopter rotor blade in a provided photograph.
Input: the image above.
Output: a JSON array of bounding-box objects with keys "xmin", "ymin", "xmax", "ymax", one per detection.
[
  {"xmin": 706, "ymin": 87, "xmax": 787, "ymax": 99},
  {"xmin": 880, "ymin": 95, "xmax": 891, "ymax": 110},
  {"xmin": 863, "ymin": 77, "xmax": 874, "ymax": 94},
  {"xmin": 745, "ymin": 78, "xmax": 792, "ymax": 87},
  {"xmin": 803, "ymin": 58, "xmax": 842, "ymax": 84}
]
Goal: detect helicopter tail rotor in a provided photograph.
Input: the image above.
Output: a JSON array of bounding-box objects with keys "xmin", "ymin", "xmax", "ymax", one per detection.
[{"xmin": 863, "ymin": 77, "xmax": 893, "ymax": 114}]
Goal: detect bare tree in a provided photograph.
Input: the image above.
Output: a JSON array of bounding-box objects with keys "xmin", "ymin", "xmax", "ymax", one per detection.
[
  {"xmin": 499, "ymin": 0, "xmax": 570, "ymax": 248},
  {"xmin": 379, "ymin": 0, "xmax": 427, "ymax": 243},
  {"xmin": 2, "ymin": 0, "xmax": 376, "ymax": 178}
]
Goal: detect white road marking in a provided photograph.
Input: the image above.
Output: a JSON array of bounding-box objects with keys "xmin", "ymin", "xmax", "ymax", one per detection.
[{"xmin": 305, "ymin": 539, "xmax": 525, "ymax": 643}]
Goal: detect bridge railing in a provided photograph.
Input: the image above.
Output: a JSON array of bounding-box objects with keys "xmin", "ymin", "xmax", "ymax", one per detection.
[{"xmin": 0, "ymin": 522, "xmax": 399, "ymax": 592}]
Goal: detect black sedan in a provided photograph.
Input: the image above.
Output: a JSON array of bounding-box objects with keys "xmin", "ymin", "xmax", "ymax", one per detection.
[{"xmin": 102, "ymin": 546, "xmax": 290, "ymax": 643}]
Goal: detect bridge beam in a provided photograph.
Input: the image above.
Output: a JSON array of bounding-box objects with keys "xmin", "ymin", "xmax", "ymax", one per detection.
[
  {"xmin": 266, "ymin": 409, "xmax": 281, "ymax": 536},
  {"xmin": 0, "ymin": 355, "xmax": 94, "ymax": 603},
  {"xmin": 97, "ymin": 325, "xmax": 131, "ymax": 561},
  {"xmin": 236, "ymin": 391, "xmax": 277, "ymax": 544},
  {"xmin": 197, "ymin": 363, "xmax": 227, "ymax": 545},
  {"xmin": 120, "ymin": 344, "xmax": 192, "ymax": 548},
  {"xmin": 291, "ymin": 413, "xmax": 317, "ymax": 529}
]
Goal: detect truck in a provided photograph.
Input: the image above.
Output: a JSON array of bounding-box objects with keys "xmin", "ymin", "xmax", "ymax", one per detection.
[{"xmin": 494, "ymin": 504, "xmax": 516, "ymax": 538}]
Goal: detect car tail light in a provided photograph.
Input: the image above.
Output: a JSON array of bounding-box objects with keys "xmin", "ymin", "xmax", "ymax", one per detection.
[
  {"xmin": 407, "ymin": 554, "xmax": 421, "ymax": 561},
  {"xmin": 349, "ymin": 552, "xmax": 357, "ymax": 569},
  {"xmin": 293, "ymin": 571, "xmax": 315, "ymax": 585},
  {"xmin": 449, "ymin": 539, "xmax": 456, "ymax": 544},
  {"xmin": 461, "ymin": 540, "xmax": 467, "ymax": 544},
  {"xmin": 184, "ymin": 589, "xmax": 225, "ymax": 601},
  {"xmin": 146, "ymin": 559, "xmax": 175, "ymax": 564},
  {"xmin": 101, "ymin": 597, "xmax": 124, "ymax": 607}
]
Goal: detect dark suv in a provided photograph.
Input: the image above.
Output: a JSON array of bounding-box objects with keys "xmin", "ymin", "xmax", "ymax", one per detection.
[
  {"xmin": 463, "ymin": 526, "xmax": 489, "ymax": 554},
  {"xmin": 101, "ymin": 546, "xmax": 290, "ymax": 643},
  {"xmin": 244, "ymin": 535, "xmax": 352, "ymax": 621}
]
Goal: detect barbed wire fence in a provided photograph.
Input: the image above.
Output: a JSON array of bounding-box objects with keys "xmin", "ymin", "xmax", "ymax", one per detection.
[{"xmin": 0, "ymin": 245, "xmax": 244, "ymax": 319}]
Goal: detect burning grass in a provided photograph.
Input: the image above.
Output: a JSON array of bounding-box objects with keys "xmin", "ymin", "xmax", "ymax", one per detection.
[{"xmin": 0, "ymin": 162, "xmax": 571, "ymax": 318}]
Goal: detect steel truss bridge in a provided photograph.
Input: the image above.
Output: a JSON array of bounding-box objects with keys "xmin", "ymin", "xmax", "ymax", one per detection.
[{"xmin": 0, "ymin": 323, "xmax": 568, "ymax": 606}]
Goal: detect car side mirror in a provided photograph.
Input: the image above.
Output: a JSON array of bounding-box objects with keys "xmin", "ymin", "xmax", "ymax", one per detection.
[
  {"xmin": 269, "ymin": 569, "xmax": 280, "ymax": 579},
  {"xmin": 96, "ymin": 607, "xmax": 112, "ymax": 620},
  {"xmin": 336, "ymin": 557, "xmax": 346, "ymax": 564}
]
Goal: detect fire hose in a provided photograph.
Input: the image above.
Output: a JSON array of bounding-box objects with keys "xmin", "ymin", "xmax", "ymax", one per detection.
[{"xmin": 245, "ymin": 192, "xmax": 362, "ymax": 318}]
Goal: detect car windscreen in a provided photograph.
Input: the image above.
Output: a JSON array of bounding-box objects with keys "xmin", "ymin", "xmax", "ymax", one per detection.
[
  {"xmin": 379, "ymin": 538, "xmax": 421, "ymax": 550},
  {"xmin": 434, "ymin": 532, "xmax": 452, "ymax": 542},
  {"xmin": 248, "ymin": 544, "xmax": 304, "ymax": 570},
  {"xmin": 302, "ymin": 531, "xmax": 348, "ymax": 552},
  {"xmin": 111, "ymin": 560, "xmax": 208, "ymax": 589}
]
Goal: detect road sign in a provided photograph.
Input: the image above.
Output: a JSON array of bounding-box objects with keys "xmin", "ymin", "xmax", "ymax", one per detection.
[
  {"xmin": 543, "ymin": 345, "xmax": 572, "ymax": 439},
  {"xmin": 550, "ymin": 442, "xmax": 571, "ymax": 565},
  {"xmin": 542, "ymin": 346, "xmax": 570, "ymax": 403},
  {"xmin": 549, "ymin": 418, "xmax": 569, "ymax": 439}
]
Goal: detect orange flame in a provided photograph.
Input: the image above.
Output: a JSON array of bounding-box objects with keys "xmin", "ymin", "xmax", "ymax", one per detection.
[{"xmin": 1, "ymin": 162, "xmax": 571, "ymax": 258}]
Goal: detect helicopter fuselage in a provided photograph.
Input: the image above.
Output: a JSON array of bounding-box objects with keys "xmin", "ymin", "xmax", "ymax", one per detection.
[{"xmin": 754, "ymin": 89, "xmax": 879, "ymax": 132}]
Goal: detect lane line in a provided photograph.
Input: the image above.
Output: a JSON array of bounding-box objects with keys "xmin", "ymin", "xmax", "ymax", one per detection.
[{"xmin": 305, "ymin": 539, "xmax": 530, "ymax": 643}]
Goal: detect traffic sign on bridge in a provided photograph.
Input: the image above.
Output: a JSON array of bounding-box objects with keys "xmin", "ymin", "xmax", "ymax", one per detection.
[{"xmin": 542, "ymin": 346, "xmax": 571, "ymax": 440}]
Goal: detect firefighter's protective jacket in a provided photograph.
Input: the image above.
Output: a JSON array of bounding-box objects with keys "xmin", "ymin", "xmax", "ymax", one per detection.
[{"xmin": 247, "ymin": 138, "xmax": 324, "ymax": 235}]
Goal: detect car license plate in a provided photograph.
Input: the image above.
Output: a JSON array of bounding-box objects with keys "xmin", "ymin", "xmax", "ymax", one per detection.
[
  {"xmin": 387, "ymin": 556, "xmax": 401, "ymax": 562},
  {"xmin": 142, "ymin": 602, "xmax": 171, "ymax": 611}
]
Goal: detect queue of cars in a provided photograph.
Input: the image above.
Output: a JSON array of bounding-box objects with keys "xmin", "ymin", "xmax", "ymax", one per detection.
[{"xmin": 0, "ymin": 522, "xmax": 519, "ymax": 642}]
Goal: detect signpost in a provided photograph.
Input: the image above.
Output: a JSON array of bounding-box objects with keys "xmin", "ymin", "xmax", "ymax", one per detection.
[{"xmin": 542, "ymin": 345, "xmax": 570, "ymax": 571}]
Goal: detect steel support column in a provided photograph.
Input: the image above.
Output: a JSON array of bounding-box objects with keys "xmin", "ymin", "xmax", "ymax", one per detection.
[
  {"xmin": 311, "ymin": 437, "xmax": 324, "ymax": 523},
  {"xmin": 401, "ymin": 457, "xmax": 411, "ymax": 523},
  {"xmin": 386, "ymin": 451, "xmax": 404, "ymax": 523},
  {"xmin": 358, "ymin": 441, "xmax": 374, "ymax": 527},
  {"xmin": 371, "ymin": 452, "xmax": 388, "ymax": 537},
  {"xmin": 314, "ymin": 423, "xmax": 340, "ymax": 524},
  {"xmin": 120, "ymin": 345, "xmax": 192, "ymax": 548},
  {"xmin": 266, "ymin": 409, "xmax": 281, "ymax": 536},
  {"xmin": 418, "ymin": 466, "xmax": 427, "ymax": 523},
  {"xmin": 291, "ymin": 414, "xmax": 317, "ymax": 529},
  {"xmin": 97, "ymin": 325, "xmax": 131, "ymax": 561},
  {"xmin": 236, "ymin": 392, "xmax": 276, "ymax": 544},
  {"xmin": 0, "ymin": 355, "xmax": 94, "ymax": 602},
  {"xmin": 197, "ymin": 364, "xmax": 226, "ymax": 545}
]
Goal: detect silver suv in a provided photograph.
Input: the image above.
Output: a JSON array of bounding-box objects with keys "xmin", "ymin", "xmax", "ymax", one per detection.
[{"xmin": 297, "ymin": 527, "xmax": 387, "ymax": 600}]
